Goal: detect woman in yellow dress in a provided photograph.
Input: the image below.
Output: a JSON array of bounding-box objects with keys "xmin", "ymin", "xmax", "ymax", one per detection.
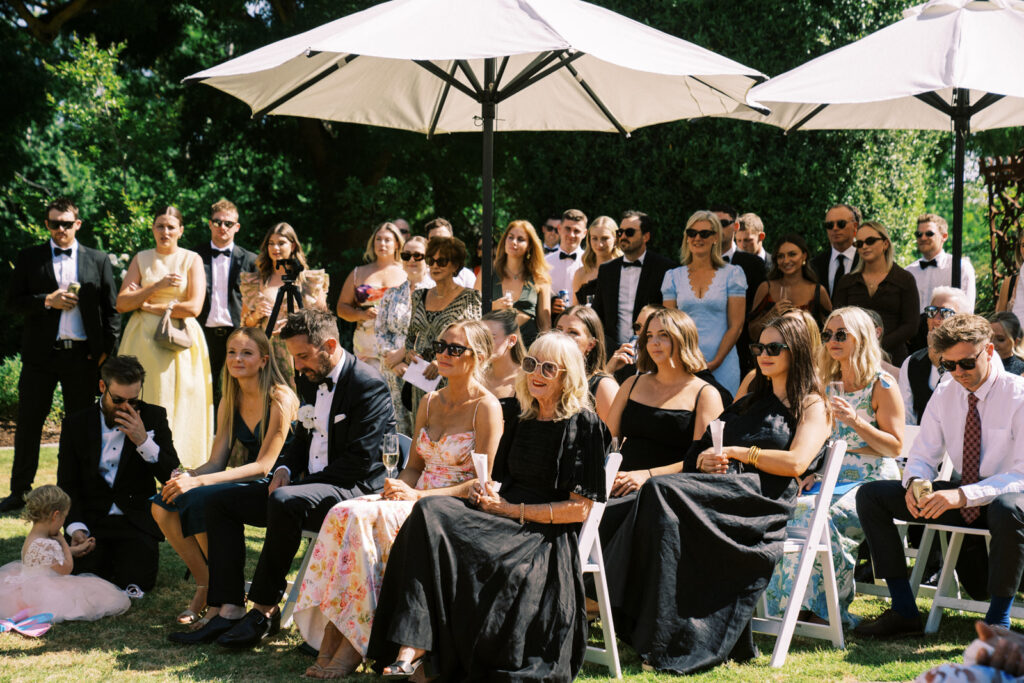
[{"xmin": 116, "ymin": 206, "xmax": 213, "ymax": 468}]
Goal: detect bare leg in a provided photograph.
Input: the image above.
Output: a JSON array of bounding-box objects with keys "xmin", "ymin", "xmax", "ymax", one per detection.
[
  {"xmin": 304, "ymin": 621, "xmax": 342, "ymax": 678},
  {"xmin": 151, "ymin": 503, "xmax": 209, "ymax": 621},
  {"xmin": 195, "ymin": 531, "xmax": 209, "ymax": 558},
  {"xmin": 317, "ymin": 631, "xmax": 362, "ymax": 679}
]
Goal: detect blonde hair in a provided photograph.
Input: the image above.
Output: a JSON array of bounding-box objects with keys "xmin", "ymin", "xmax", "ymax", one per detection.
[
  {"xmin": 210, "ymin": 198, "xmax": 238, "ymax": 218},
  {"xmin": 515, "ymin": 332, "xmax": 592, "ymax": 421},
  {"xmin": 219, "ymin": 327, "xmax": 299, "ymax": 442},
  {"xmin": 636, "ymin": 308, "xmax": 706, "ymax": 374},
  {"xmin": 817, "ymin": 306, "xmax": 883, "ymax": 388},
  {"xmin": 679, "ymin": 210, "xmax": 726, "ymax": 268},
  {"xmin": 439, "ymin": 320, "xmax": 494, "ymax": 384},
  {"xmin": 494, "ymin": 220, "xmax": 551, "ymax": 284},
  {"xmin": 582, "ymin": 216, "xmax": 621, "ymax": 270},
  {"xmin": 363, "ymin": 222, "xmax": 404, "ymax": 263},
  {"xmin": 851, "ymin": 221, "xmax": 894, "ymax": 273},
  {"xmin": 22, "ymin": 485, "xmax": 70, "ymax": 523}
]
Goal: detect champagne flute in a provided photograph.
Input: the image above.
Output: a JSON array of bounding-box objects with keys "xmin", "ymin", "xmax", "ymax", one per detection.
[
  {"xmin": 382, "ymin": 434, "xmax": 400, "ymax": 479},
  {"xmin": 828, "ymin": 381, "xmax": 844, "ymax": 397}
]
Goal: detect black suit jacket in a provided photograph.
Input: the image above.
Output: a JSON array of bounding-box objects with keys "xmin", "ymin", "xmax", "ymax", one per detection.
[
  {"xmin": 7, "ymin": 242, "xmax": 120, "ymax": 364},
  {"xmin": 725, "ymin": 250, "xmax": 767, "ymax": 311},
  {"xmin": 195, "ymin": 243, "xmax": 258, "ymax": 327},
  {"xmin": 811, "ymin": 250, "xmax": 860, "ymax": 297},
  {"xmin": 57, "ymin": 402, "xmax": 179, "ymax": 540},
  {"xmin": 592, "ymin": 250, "xmax": 676, "ymax": 357},
  {"xmin": 276, "ymin": 351, "xmax": 396, "ymax": 490}
]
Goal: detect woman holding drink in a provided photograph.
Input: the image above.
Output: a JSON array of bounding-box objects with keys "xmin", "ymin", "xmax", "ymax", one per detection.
[{"xmin": 477, "ymin": 220, "xmax": 551, "ymax": 347}]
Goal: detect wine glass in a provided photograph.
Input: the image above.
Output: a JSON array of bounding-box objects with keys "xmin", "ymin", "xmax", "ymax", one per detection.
[
  {"xmin": 382, "ymin": 434, "xmax": 400, "ymax": 479},
  {"xmin": 828, "ymin": 381, "xmax": 844, "ymax": 397}
]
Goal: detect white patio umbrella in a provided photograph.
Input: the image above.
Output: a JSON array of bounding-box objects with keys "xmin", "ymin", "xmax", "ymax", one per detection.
[
  {"xmin": 185, "ymin": 0, "xmax": 765, "ymax": 305},
  {"xmin": 739, "ymin": 0, "xmax": 1024, "ymax": 287}
]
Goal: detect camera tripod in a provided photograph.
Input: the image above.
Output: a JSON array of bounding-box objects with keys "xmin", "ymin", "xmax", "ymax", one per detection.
[{"xmin": 265, "ymin": 280, "xmax": 304, "ymax": 337}]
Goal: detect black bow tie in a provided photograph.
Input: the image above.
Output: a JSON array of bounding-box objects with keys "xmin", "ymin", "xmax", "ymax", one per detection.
[
  {"xmin": 559, "ymin": 251, "xmax": 576, "ymax": 261},
  {"xmin": 212, "ymin": 248, "xmax": 231, "ymax": 258},
  {"xmin": 722, "ymin": 254, "xmax": 731, "ymax": 263},
  {"xmin": 919, "ymin": 258, "xmax": 938, "ymax": 269},
  {"xmin": 53, "ymin": 248, "xmax": 72, "ymax": 258},
  {"xmin": 319, "ymin": 377, "xmax": 335, "ymax": 392},
  {"xmin": 622, "ymin": 260, "xmax": 642, "ymax": 268},
  {"xmin": 544, "ymin": 246, "xmax": 558, "ymax": 254}
]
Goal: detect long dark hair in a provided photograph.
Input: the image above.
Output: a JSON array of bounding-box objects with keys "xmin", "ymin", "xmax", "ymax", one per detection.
[
  {"xmin": 747, "ymin": 315, "xmax": 828, "ymax": 424},
  {"xmin": 766, "ymin": 232, "xmax": 819, "ymax": 284}
]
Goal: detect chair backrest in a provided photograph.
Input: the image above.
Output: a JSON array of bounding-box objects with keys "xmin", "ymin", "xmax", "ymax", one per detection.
[
  {"xmin": 790, "ymin": 439, "xmax": 847, "ymax": 545},
  {"xmin": 578, "ymin": 451, "xmax": 623, "ymax": 561},
  {"xmin": 397, "ymin": 433, "xmax": 413, "ymax": 471},
  {"xmin": 897, "ymin": 424, "xmax": 954, "ymax": 482}
]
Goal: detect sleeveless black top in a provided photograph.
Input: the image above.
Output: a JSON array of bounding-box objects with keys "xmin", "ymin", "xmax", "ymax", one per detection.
[{"xmin": 619, "ymin": 378, "xmax": 707, "ymax": 471}]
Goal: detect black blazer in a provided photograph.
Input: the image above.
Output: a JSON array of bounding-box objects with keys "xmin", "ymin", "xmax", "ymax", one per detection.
[
  {"xmin": 275, "ymin": 351, "xmax": 396, "ymax": 490},
  {"xmin": 811, "ymin": 250, "xmax": 860, "ymax": 297},
  {"xmin": 195, "ymin": 243, "xmax": 258, "ymax": 327},
  {"xmin": 725, "ymin": 250, "xmax": 767, "ymax": 311},
  {"xmin": 7, "ymin": 242, "xmax": 120, "ymax": 364},
  {"xmin": 592, "ymin": 250, "xmax": 676, "ymax": 357},
  {"xmin": 57, "ymin": 402, "xmax": 179, "ymax": 540}
]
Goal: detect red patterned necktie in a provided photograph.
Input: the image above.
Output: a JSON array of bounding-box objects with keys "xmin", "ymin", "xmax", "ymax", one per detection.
[{"xmin": 961, "ymin": 392, "xmax": 981, "ymax": 523}]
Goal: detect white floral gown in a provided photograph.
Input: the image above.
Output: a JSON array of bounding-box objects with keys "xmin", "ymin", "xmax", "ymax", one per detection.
[
  {"xmin": 292, "ymin": 426, "xmax": 476, "ymax": 655},
  {"xmin": 763, "ymin": 372, "xmax": 902, "ymax": 625}
]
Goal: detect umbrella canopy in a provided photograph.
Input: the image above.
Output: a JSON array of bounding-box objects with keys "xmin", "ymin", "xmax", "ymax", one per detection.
[
  {"xmin": 738, "ymin": 0, "xmax": 1024, "ymax": 287},
  {"xmin": 186, "ymin": 0, "xmax": 765, "ymax": 305}
]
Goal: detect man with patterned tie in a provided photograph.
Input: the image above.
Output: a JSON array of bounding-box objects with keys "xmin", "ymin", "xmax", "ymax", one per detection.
[
  {"xmin": 855, "ymin": 314, "xmax": 1024, "ymax": 637},
  {"xmin": 1, "ymin": 197, "xmax": 120, "ymax": 513},
  {"xmin": 810, "ymin": 203, "xmax": 861, "ymax": 298}
]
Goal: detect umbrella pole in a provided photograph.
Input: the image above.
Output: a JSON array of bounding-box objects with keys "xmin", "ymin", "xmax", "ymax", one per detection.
[
  {"xmin": 481, "ymin": 58, "xmax": 496, "ymax": 313},
  {"xmin": 951, "ymin": 89, "xmax": 968, "ymax": 290}
]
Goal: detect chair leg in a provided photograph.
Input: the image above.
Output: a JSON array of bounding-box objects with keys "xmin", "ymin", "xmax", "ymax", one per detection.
[
  {"xmin": 585, "ymin": 543, "xmax": 622, "ymax": 679},
  {"xmin": 925, "ymin": 531, "xmax": 965, "ymax": 634},
  {"xmin": 281, "ymin": 535, "xmax": 316, "ymax": 628},
  {"xmin": 820, "ymin": 546, "xmax": 845, "ymax": 649},
  {"xmin": 769, "ymin": 543, "xmax": 820, "ymax": 668},
  {"xmin": 909, "ymin": 526, "xmax": 935, "ymax": 596}
]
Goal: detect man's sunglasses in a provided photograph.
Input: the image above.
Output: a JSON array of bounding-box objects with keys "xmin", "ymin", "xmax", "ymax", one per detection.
[
  {"xmin": 719, "ymin": 218, "xmax": 735, "ymax": 228},
  {"xmin": 521, "ymin": 356, "xmax": 563, "ymax": 379},
  {"xmin": 924, "ymin": 306, "xmax": 956, "ymax": 320},
  {"xmin": 685, "ymin": 228, "xmax": 715, "ymax": 239},
  {"xmin": 47, "ymin": 219, "xmax": 76, "ymax": 231},
  {"xmin": 425, "ymin": 256, "xmax": 450, "ymax": 267},
  {"xmin": 915, "ymin": 230, "xmax": 937, "ymax": 239},
  {"xmin": 820, "ymin": 328, "xmax": 849, "ymax": 343},
  {"xmin": 939, "ymin": 348, "xmax": 984, "ymax": 372},
  {"xmin": 543, "ymin": 225, "xmax": 559, "ymax": 233},
  {"xmin": 106, "ymin": 390, "xmax": 141, "ymax": 409},
  {"xmin": 400, "ymin": 251, "xmax": 425, "ymax": 262},
  {"xmin": 632, "ymin": 322, "xmax": 643, "ymax": 334},
  {"xmin": 824, "ymin": 220, "xmax": 851, "ymax": 231},
  {"xmin": 432, "ymin": 340, "xmax": 471, "ymax": 358},
  {"xmin": 210, "ymin": 219, "xmax": 238, "ymax": 229},
  {"xmin": 616, "ymin": 228, "xmax": 639, "ymax": 238},
  {"xmin": 854, "ymin": 236, "xmax": 886, "ymax": 249},
  {"xmin": 749, "ymin": 342, "xmax": 790, "ymax": 357}
]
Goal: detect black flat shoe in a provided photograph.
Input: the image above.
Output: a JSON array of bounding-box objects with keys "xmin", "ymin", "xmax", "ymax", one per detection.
[
  {"xmin": 852, "ymin": 608, "xmax": 923, "ymax": 639},
  {"xmin": 168, "ymin": 615, "xmax": 242, "ymax": 645},
  {"xmin": 215, "ymin": 608, "xmax": 280, "ymax": 649},
  {"xmin": 0, "ymin": 493, "xmax": 27, "ymax": 514}
]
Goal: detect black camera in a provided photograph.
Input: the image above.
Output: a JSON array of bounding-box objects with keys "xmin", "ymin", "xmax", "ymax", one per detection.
[{"xmin": 276, "ymin": 258, "xmax": 304, "ymax": 283}]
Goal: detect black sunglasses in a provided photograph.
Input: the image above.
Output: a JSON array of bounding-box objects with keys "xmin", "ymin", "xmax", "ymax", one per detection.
[
  {"xmin": 924, "ymin": 305, "xmax": 956, "ymax": 320},
  {"xmin": 749, "ymin": 342, "xmax": 790, "ymax": 357},
  {"xmin": 939, "ymin": 348, "xmax": 984, "ymax": 372},
  {"xmin": 210, "ymin": 218, "xmax": 238, "ymax": 229},
  {"xmin": 915, "ymin": 230, "xmax": 937, "ymax": 239},
  {"xmin": 543, "ymin": 225, "xmax": 559, "ymax": 233},
  {"xmin": 632, "ymin": 322, "xmax": 643, "ymax": 334},
  {"xmin": 820, "ymin": 328, "xmax": 850, "ymax": 343},
  {"xmin": 686, "ymin": 228, "xmax": 715, "ymax": 239},
  {"xmin": 47, "ymin": 219, "xmax": 76, "ymax": 231},
  {"xmin": 400, "ymin": 251, "xmax": 425, "ymax": 262},
  {"xmin": 617, "ymin": 228, "xmax": 639, "ymax": 238},
  {"xmin": 719, "ymin": 218, "xmax": 735, "ymax": 228},
  {"xmin": 106, "ymin": 390, "xmax": 141, "ymax": 408},
  {"xmin": 854, "ymin": 236, "xmax": 886, "ymax": 249},
  {"xmin": 425, "ymin": 256, "xmax": 450, "ymax": 267},
  {"xmin": 521, "ymin": 356, "xmax": 563, "ymax": 379},
  {"xmin": 432, "ymin": 340, "xmax": 471, "ymax": 358},
  {"xmin": 824, "ymin": 220, "xmax": 851, "ymax": 231}
]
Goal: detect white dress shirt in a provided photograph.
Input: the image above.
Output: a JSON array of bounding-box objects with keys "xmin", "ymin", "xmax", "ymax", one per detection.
[
  {"xmin": 278, "ymin": 351, "xmax": 346, "ymax": 479},
  {"xmin": 49, "ymin": 239, "xmax": 87, "ymax": 341},
  {"xmin": 897, "ymin": 354, "xmax": 950, "ymax": 425},
  {"xmin": 903, "ymin": 355, "xmax": 1024, "ymax": 507},
  {"xmin": 453, "ymin": 267, "xmax": 477, "ymax": 290},
  {"xmin": 545, "ymin": 247, "xmax": 584, "ymax": 296},
  {"xmin": 206, "ymin": 241, "xmax": 234, "ymax": 327},
  {"xmin": 904, "ymin": 249, "xmax": 977, "ymax": 313},
  {"xmin": 828, "ymin": 245, "xmax": 858, "ymax": 290},
  {"xmin": 616, "ymin": 251, "xmax": 646, "ymax": 345},
  {"xmin": 721, "ymin": 242, "xmax": 737, "ymax": 263}
]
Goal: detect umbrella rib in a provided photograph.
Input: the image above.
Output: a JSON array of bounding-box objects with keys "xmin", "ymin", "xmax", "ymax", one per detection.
[
  {"xmin": 557, "ymin": 55, "xmax": 628, "ymax": 137},
  {"xmin": 969, "ymin": 92, "xmax": 1004, "ymax": 117},
  {"xmin": 415, "ymin": 60, "xmax": 480, "ymax": 101},
  {"xmin": 914, "ymin": 91, "xmax": 954, "ymax": 117},
  {"xmin": 456, "ymin": 60, "xmax": 485, "ymax": 95},
  {"xmin": 494, "ymin": 56, "xmax": 510, "ymax": 89},
  {"xmin": 428, "ymin": 63, "xmax": 458, "ymax": 139},
  {"xmin": 496, "ymin": 51, "xmax": 560, "ymax": 98},
  {"xmin": 786, "ymin": 103, "xmax": 829, "ymax": 133},
  {"xmin": 251, "ymin": 54, "xmax": 359, "ymax": 118},
  {"xmin": 496, "ymin": 51, "xmax": 582, "ymax": 103}
]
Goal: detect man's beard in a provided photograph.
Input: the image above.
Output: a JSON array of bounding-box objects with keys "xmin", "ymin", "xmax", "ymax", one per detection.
[{"xmin": 302, "ymin": 354, "xmax": 333, "ymax": 383}]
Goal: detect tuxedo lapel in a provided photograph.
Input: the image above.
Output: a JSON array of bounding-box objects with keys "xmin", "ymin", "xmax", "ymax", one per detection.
[
  {"xmin": 327, "ymin": 353, "xmax": 355, "ymax": 446},
  {"xmin": 39, "ymin": 245, "xmax": 59, "ymax": 291},
  {"xmin": 633, "ymin": 257, "xmax": 656, "ymax": 317},
  {"xmin": 604, "ymin": 258, "xmax": 622, "ymax": 317},
  {"xmin": 87, "ymin": 404, "xmax": 104, "ymax": 479}
]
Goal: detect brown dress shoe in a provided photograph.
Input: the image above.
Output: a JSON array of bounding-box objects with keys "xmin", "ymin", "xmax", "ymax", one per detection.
[{"xmin": 852, "ymin": 608, "xmax": 923, "ymax": 638}]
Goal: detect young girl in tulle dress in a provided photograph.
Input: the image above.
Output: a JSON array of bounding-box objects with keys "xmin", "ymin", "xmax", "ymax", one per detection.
[{"xmin": 0, "ymin": 485, "xmax": 130, "ymax": 623}]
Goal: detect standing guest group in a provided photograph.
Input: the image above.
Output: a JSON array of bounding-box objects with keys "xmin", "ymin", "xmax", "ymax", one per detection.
[{"xmin": 3, "ymin": 196, "xmax": 1024, "ymax": 681}]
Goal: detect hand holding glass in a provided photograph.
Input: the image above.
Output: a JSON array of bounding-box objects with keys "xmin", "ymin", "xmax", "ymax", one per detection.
[{"xmin": 382, "ymin": 434, "xmax": 400, "ymax": 479}]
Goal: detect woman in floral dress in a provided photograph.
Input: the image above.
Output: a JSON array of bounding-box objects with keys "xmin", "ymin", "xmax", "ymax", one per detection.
[
  {"xmin": 292, "ymin": 320, "xmax": 502, "ymax": 679},
  {"xmin": 764, "ymin": 306, "xmax": 905, "ymax": 625}
]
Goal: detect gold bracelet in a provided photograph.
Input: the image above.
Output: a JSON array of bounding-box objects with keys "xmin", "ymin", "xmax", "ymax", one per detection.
[
  {"xmin": 548, "ymin": 503, "xmax": 553, "ymax": 524},
  {"xmin": 747, "ymin": 445, "xmax": 761, "ymax": 468},
  {"xmin": 519, "ymin": 502, "xmax": 525, "ymax": 525}
]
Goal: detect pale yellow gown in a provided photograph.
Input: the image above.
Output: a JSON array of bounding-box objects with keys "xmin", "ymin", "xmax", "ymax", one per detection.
[{"xmin": 118, "ymin": 249, "xmax": 213, "ymax": 468}]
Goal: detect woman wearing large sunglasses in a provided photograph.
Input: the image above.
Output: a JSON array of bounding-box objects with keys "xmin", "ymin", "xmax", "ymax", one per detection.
[
  {"xmin": 764, "ymin": 306, "xmax": 905, "ymax": 627},
  {"xmin": 605, "ymin": 315, "xmax": 831, "ymax": 674},
  {"xmin": 832, "ymin": 221, "xmax": 920, "ymax": 364},
  {"xmin": 366, "ymin": 332, "xmax": 609, "ymax": 681}
]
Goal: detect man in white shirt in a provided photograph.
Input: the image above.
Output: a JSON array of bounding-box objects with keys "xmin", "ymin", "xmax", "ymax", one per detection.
[
  {"xmin": 904, "ymin": 213, "xmax": 977, "ymax": 313},
  {"xmin": 425, "ymin": 217, "xmax": 476, "ymax": 288},
  {"xmin": 737, "ymin": 212, "xmax": 771, "ymax": 268},
  {"xmin": 545, "ymin": 208, "xmax": 587, "ymax": 318},
  {"xmin": 856, "ymin": 314, "xmax": 1024, "ymax": 637},
  {"xmin": 811, "ymin": 204, "xmax": 861, "ymax": 298}
]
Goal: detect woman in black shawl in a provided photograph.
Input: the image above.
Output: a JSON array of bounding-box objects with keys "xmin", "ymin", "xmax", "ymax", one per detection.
[{"xmin": 606, "ymin": 314, "xmax": 832, "ymax": 674}]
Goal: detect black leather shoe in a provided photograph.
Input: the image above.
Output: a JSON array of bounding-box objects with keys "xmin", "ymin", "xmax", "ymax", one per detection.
[
  {"xmin": 216, "ymin": 608, "xmax": 280, "ymax": 649},
  {"xmin": 295, "ymin": 641, "xmax": 319, "ymax": 658},
  {"xmin": 169, "ymin": 615, "xmax": 243, "ymax": 645},
  {"xmin": 0, "ymin": 493, "xmax": 27, "ymax": 514},
  {"xmin": 852, "ymin": 608, "xmax": 923, "ymax": 638}
]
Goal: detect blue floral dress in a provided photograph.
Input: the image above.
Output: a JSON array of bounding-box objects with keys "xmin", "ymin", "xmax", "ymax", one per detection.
[
  {"xmin": 374, "ymin": 278, "xmax": 432, "ymax": 435},
  {"xmin": 763, "ymin": 371, "xmax": 902, "ymax": 624}
]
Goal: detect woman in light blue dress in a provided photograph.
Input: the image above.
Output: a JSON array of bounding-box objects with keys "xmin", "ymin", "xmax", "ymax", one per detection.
[{"xmin": 662, "ymin": 210, "xmax": 747, "ymax": 394}]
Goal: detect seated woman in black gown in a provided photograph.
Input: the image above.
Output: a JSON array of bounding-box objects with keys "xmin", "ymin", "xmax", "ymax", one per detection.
[
  {"xmin": 600, "ymin": 308, "xmax": 723, "ymax": 545},
  {"xmin": 366, "ymin": 332, "xmax": 610, "ymax": 681},
  {"xmin": 151, "ymin": 327, "xmax": 297, "ymax": 628},
  {"xmin": 556, "ymin": 304, "xmax": 618, "ymax": 424},
  {"xmin": 606, "ymin": 315, "xmax": 832, "ymax": 675}
]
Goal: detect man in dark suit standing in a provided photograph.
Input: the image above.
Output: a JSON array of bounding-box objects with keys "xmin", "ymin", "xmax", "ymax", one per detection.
[
  {"xmin": 1, "ymin": 197, "xmax": 120, "ymax": 513},
  {"xmin": 57, "ymin": 355, "xmax": 179, "ymax": 592},
  {"xmin": 592, "ymin": 210, "xmax": 674, "ymax": 360},
  {"xmin": 811, "ymin": 203, "xmax": 861, "ymax": 298},
  {"xmin": 172, "ymin": 309, "xmax": 396, "ymax": 647},
  {"xmin": 712, "ymin": 206, "xmax": 767, "ymax": 374},
  {"xmin": 195, "ymin": 199, "xmax": 257, "ymax": 405}
]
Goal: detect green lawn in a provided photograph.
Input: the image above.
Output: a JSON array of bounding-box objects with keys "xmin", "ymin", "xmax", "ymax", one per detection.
[{"xmin": 0, "ymin": 446, "xmax": 999, "ymax": 681}]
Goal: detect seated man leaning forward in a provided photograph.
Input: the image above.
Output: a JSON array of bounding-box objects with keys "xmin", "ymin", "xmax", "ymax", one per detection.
[
  {"xmin": 855, "ymin": 313, "xmax": 1024, "ymax": 637},
  {"xmin": 57, "ymin": 354, "xmax": 179, "ymax": 595},
  {"xmin": 171, "ymin": 308, "xmax": 396, "ymax": 647}
]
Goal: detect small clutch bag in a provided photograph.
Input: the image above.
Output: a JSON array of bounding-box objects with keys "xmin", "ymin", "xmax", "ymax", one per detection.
[{"xmin": 154, "ymin": 305, "xmax": 192, "ymax": 351}]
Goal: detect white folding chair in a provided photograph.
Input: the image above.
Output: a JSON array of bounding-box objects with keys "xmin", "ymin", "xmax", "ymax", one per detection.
[
  {"xmin": 752, "ymin": 439, "xmax": 847, "ymax": 667},
  {"xmin": 580, "ymin": 451, "xmax": 623, "ymax": 679}
]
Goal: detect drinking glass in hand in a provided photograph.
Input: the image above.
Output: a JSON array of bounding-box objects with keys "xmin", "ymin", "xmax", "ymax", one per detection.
[{"xmin": 382, "ymin": 434, "xmax": 400, "ymax": 479}]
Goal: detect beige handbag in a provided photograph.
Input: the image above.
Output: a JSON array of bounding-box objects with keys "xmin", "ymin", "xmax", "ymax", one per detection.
[{"xmin": 154, "ymin": 305, "xmax": 192, "ymax": 351}]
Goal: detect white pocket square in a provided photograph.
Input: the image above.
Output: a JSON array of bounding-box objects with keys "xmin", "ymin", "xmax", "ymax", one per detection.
[{"xmin": 333, "ymin": 413, "xmax": 347, "ymax": 424}]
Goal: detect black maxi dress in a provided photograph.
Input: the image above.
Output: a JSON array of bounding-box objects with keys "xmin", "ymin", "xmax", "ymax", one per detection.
[
  {"xmin": 366, "ymin": 410, "xmax": 610, "ymax": 682},
  {"xmin": 605, "ymin": 392, "xmax": 823, "ymax": 675}
]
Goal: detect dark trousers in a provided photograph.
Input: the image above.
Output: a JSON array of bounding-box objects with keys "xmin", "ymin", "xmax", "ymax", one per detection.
[
  {"xmin": 205, "ymin": 478, "xmax": 374, "ymax": 607},
  {"xmin": 12, "ymin": 346, "xmax": 97, "ymax": 494},
  {"xmin": 857, "ymin": 479, "xmax": 1024, "ymax": 599},
  {"xmin": 73, "ymin": 515, "xmax": 160, "ymax": 591},
  {"xmin": 202, "ymin": 326, "xmax": 232, "ymax": 406}
]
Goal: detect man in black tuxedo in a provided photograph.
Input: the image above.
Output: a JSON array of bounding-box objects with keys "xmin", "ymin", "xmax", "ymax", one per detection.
[
  {"xmin": 57, "ymin": 355, "xmax": 179, "ymax": 592},
  {"xmin": 1, "ymin": 197, "xmax": 120, "ymax": 513},
  {"xmin": 712, "ymin": 206, "xmax": 767, "ymax": 374},
  {"xmin": 592, "ymin": 210, "xmax": 674, "ymax": 360},
  {"xmin": 811, "ymin": 203, "xmax": 861, "ymax": 298},
  {"xmin": 173, "ymin": 308, "xmax": 396, "ymax": 648},
  {"xmin": 195, "ymin": 199, "xmax": 257, "ymax": 404}
]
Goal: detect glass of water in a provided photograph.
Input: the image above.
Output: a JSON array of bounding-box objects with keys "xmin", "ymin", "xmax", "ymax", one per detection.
[{"xmin": 382, "ymin": 434, "xmax": 400, "ymax": 479}]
